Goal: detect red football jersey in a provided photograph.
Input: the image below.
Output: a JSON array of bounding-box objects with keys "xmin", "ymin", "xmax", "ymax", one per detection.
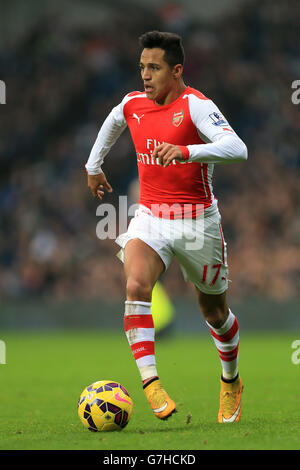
[
  {"xmin": 123, "ymin": 87, "xmax": 211, "ymax": 218},
  {"xmin": 86, "ymin": 86, "xmax": 242, "ymax": 218}
]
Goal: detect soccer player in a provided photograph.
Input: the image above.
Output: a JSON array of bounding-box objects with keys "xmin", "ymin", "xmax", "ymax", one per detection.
[{"xmin": 85, "ymin": 31, "xmax": 247, "ymax": 423}]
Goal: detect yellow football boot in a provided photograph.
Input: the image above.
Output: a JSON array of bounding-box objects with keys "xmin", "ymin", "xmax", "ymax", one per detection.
[
  {"xmin": 143, "ymin": 378, "xmax": 176, "ymax": 420},
  {"xmin": 218, "ymin": 376, "xmax": 243, "ymax": 423}
]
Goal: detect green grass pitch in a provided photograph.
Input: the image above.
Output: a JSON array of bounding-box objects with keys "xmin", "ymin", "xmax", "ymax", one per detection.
[{"xmin": 0, "ymin": 329, "xmax": 299, "ymax": 450}]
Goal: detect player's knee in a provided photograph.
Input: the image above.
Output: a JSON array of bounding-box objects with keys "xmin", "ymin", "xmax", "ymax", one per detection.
[{"xmin": 126, "ymin": 277, "xmax": 152, "ymax": 302}]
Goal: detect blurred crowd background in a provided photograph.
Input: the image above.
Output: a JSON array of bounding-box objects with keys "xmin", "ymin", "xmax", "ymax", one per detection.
[{"xmin": 0, "ymin": 0, "xmax": 299, "ymax": 307}]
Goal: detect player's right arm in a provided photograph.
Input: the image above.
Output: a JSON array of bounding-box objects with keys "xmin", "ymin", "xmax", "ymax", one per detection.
[{"xmin": 85, "ymin": 98, "xmax": 128, "ymax": 199}]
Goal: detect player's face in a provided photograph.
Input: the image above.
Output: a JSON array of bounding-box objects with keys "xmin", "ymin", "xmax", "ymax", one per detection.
[{"xmin": 139, "ymin": 48, "xmax": 179, "ymax": 105}]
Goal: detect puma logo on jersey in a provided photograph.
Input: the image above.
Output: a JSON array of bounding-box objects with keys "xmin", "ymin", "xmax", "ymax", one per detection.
[{"xmin": 133, "ymin": 113, "xmax": 144, "ymax": 124}]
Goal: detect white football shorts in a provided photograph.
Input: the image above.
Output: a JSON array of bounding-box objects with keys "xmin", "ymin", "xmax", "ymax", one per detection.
[{"xmin": 115, "ymin": 205, "xmax": 229, "ymax": 295}]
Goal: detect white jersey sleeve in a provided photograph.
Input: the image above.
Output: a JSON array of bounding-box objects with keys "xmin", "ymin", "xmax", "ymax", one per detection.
[
  {"xmin": 186, "ymin": 95, "xmax": 248, "ymax": 164},
  {"xmin": 85, "ymin": 97, "xmax": 128, "ymax": 175}
]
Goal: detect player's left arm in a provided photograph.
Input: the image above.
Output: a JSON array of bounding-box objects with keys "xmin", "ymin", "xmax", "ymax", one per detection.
[
  {"xmin": 153, "ymin": 98, "xmax": 247, "ymax": 167},
  {"xmin": 152, "ymin": 143, "xmax": 188, "ymax": 168}
]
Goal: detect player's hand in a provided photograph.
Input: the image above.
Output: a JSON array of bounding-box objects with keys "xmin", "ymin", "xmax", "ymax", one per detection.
[
  {"xmin": 87, "ymin": 172, "xmax": 113, "ymax": 200},
  {"xmin": 152, "ymin": 143, "xmax": 183, "ymax": 167}
]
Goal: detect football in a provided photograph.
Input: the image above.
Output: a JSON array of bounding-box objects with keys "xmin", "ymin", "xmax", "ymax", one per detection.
[{"xmin": 77, "ymin": 380, "xmax": 133, "ymax": 432}]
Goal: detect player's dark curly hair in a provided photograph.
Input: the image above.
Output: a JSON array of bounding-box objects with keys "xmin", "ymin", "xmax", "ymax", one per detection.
[{"xmin": 139, "ymin": 31, "xmax": 185, "ymax": 68}]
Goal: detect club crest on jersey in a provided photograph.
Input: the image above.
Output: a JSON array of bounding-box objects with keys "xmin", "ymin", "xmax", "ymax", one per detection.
[
  {"xmin": 209, "ymin": 112, "xmax": 227, "ymax": 126},
  {"xmin": 172, "ymin": 110, "xmax": 184, "ymax": 127}
]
